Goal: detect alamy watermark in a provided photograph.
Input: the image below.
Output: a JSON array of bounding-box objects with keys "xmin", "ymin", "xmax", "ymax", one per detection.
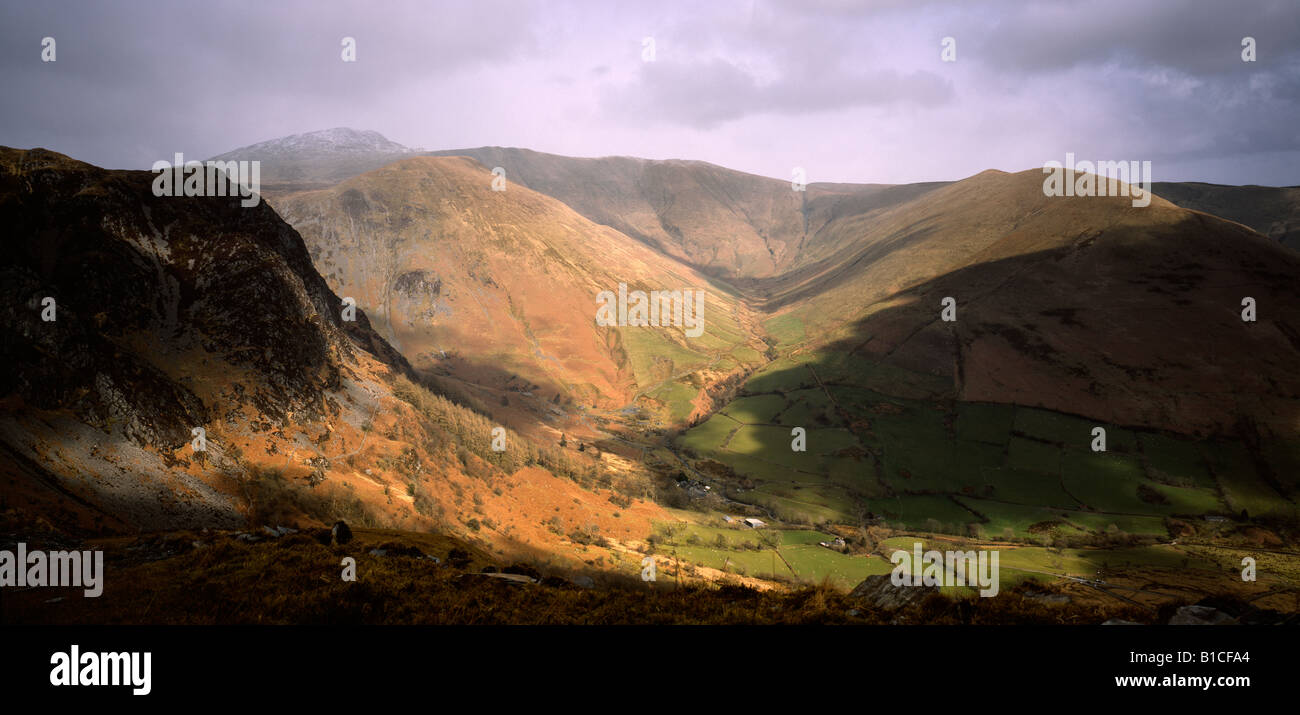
[
  {"xmin": 890, "ymin": 542, "xmax": 1000, "ymax": 597},
  {"xmin": 151, "ymin": 153, "xmax": 261, "ymax": 207},
  {"xmin": 50, "ymin": 646, "xmax": 151, "ymax": 695},
  {"xmin": 596, "ymin": 283, "xmax": 705, "ymax": 338},
  {"xmin": 1043, "ymin": 153, "xmax": 1151, "ymax": 207},
  {"xmin": 0, "ymin": 542, "xmax": 104, "ymax": 597}
]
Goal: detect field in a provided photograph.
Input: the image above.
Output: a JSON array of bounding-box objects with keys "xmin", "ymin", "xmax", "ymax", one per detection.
[
  {"xmin": 677, "ymin": 348, "xmax": 1296, "ymax": 542},
  {"xmin": 650, "ymin": 518, "xmax": 893, "ymax": 588},
  {"xmin": 876, "ymin": 536, "xmax": 1234, "ymax": 596},
  {"xmin": 617, "ymin": 295, "xmax": 767, "ymax": 422}
]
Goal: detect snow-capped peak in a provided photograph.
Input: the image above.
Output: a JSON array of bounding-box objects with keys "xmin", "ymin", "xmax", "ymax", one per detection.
[{"xmin": 211, "ymin": 128, "xmax": 411, "ymax": 160}]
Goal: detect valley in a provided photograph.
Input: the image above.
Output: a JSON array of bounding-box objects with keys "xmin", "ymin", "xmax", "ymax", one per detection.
[{"xmin": 3, "ymin": 129, "xmax": 1299, "ymax": 623}]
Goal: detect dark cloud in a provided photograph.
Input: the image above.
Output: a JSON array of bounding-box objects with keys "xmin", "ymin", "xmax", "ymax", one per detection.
[{"xmin": 968, "ymin": 0, "xmax": 1300, "ymax": 76}]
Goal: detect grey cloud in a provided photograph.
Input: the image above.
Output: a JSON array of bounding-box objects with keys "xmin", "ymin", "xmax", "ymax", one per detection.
[
  {"xmin": 968, "ymin": 0, "xmax": 1300, "ymax": 76},
  {"xmin": 0, "ymin": 0, "xmax": 540, "ymax": 167},
  {"xmin": 604, "ymin": 58, "xmax": 953, "ymax": 128},
  {"xmin": 0, "ymin": 0, "xmax": 1295, "ymax": 185}
]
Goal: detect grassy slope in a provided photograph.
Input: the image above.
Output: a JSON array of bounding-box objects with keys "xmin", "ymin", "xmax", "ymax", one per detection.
[{"xmin": 6, "ymin": 527, "xmax": 1184, "ymax": 625}]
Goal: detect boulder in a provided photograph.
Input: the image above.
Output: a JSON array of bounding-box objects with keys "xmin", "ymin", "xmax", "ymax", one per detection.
[
  {"xmin": 1168, "ymin": 605, "xmax": 1236, "ymax": 625},
  {"xmin": 504, "ymin": 564, "xmax": 543, "ymax": 581},
  {"xmin": 849, "ymin": 574, "xmax": 937, "ymax": 610}
]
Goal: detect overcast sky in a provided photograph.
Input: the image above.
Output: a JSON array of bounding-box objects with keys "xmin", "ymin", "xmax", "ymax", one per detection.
[{"xmin": 2, "ymin": 0, "xmax": 1298, "ymax": 185}]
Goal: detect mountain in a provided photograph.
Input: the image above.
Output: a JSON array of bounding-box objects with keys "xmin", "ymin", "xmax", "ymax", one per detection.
[
  {"xmin": 680, "ymin": 168, "xmax": 1300, "ymax": 535},
  {"xmin": 0, "ymin": 147, "xmax": 669, "ymax": 557},
  {"xmin": 209, "ymin": 131, "xmax": 1300, "ymax": 439},
  {"xmin": 0, "ymin": 146, "xmax": 404, "ymax": 531},
  {"xmin": 424, "ymin": 147, "xmax": 947, "ymax": 280},
  {"xmin": 6, "ymin": 137, "xmax": 1298, "ymax": 614},
  {"xmin": 214, "ymin": 128, "xmax": 411, "ymax": 159},
  {"xmin": 209, "ymin": 133, "xmax": 937, "ymax": 283},
  {"xmin": 175, "ymin": 131, "xmax": 1300, "ymax": 557},
  {"xmin": 1154, "ymin": 181, "xmax": 1300, "ymax": 252},
  {"xmin": 273, "ymin": 155, "xmax": 769, "ymax": 427},
  {"xmin": 217, "ymin": 130, "xmax": 1300, "ymax": 271},
  {"xmin": 209, "ymin": 128, "xmax": 414, "ymax": 195},
  {"xmin": 751, "ymin": 169, "xmax": 1300, "ymax": 438}
]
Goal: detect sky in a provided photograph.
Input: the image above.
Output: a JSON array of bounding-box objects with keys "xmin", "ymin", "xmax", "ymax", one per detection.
[{"xmin": 2, "ymin": 0, "xmax": 1298, "ymax": 185}]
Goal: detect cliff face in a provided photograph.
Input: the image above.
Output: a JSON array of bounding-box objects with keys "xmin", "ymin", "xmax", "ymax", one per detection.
[{"xmin": 0, "ymin": 147, "xmax": 410, "ymax": 531}]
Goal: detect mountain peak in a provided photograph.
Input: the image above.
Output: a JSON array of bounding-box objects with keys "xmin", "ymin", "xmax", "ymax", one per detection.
[{"xmin": 210, "ymin": 128, "xmax": 410, "ymax": 160}]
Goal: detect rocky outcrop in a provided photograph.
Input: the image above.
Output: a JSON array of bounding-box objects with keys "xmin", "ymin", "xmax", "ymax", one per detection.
[
  {"xmin": 0, "ymin": 147, "xmax": 410, "ymax": 531},
  {"xmin": 849, "ymin": 574, "xmax": 939, "ymax": 611}
]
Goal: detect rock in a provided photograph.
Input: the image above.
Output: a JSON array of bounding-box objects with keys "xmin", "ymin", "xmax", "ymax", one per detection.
[
  {"xmin": 572, "ymin": 575, "xmax": 596, "ymax": 589},
  {"xmin": 1168, "ymin": 605, "xmax": 1236, "ymax": 625},
  {"xmin": 368, "ymin": 548, "xmax": 388, "ymax": 556},
  {"xmin": 1102, "ymin": 619, "xmax": 1142, "ymax": 625},
  {"xmin": 472, "ymin": 572, "xmax": 538, "ymax": 585},
  {"xmin": 262, "ymin": 526, "xmax": 279, "ymax": 537},
  {"xmin": 849, "ymin": 574, "xmax": 937, "ymax": 610},
  {"xmin": 331, "ymin": 520, "xmax": 353, "ymax": 545},
  {"xmin": 0, "ymin": 148, "xmax": 404, "ymax": 533},
  {"xmin": 504, "ymin": 564, "xmax": 542, "ymax": 581},
  {"xmin": 1166, "ymin": 597, "xmax": 1300, "ymax": 626}
]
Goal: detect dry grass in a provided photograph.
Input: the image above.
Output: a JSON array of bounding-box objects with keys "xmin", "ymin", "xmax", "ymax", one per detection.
[{"xmin": 3, "ymin": 527, "xmax": 1155, "ymax": 625}]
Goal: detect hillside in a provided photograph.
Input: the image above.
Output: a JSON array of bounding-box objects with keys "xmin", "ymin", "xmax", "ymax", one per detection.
[
  {"xmin": 11, "ymin": 136, "xmax": 1297, "ymax": 610},
  {"xmin": 424, "ymin": 147, "xmax": 947, "ymax": 280},
  {"xmin": 751, "ymin": 169, "xmax": 1300, "ymax": 439},
  {"xmin": 274, "ymin": 156, "xmax": 770, "ymax": 427},
  {"xmin": 0, "ymin": 146, "xmax": 412, "ymax": 531},
  {"xmin": 1154, "ymin": 181, "xmax": 1300, "ymax": 252},
  {"xmin": 681, "ymin": 168, "xmax": 1300, "ymax": 546},
  {"xmin": 0, "ymin": 147, "xmax": 671, "ymax": 571}
]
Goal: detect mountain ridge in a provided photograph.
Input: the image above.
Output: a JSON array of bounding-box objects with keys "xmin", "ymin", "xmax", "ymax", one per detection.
[{"xmin": 211, "ymin": 127, "xmax": 412, "ymax": 160}]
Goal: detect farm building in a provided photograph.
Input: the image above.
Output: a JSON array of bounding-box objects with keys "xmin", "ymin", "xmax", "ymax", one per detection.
[{"xmin": 743, "ymin": 518, "xmax": 766, "ymax": 529}]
